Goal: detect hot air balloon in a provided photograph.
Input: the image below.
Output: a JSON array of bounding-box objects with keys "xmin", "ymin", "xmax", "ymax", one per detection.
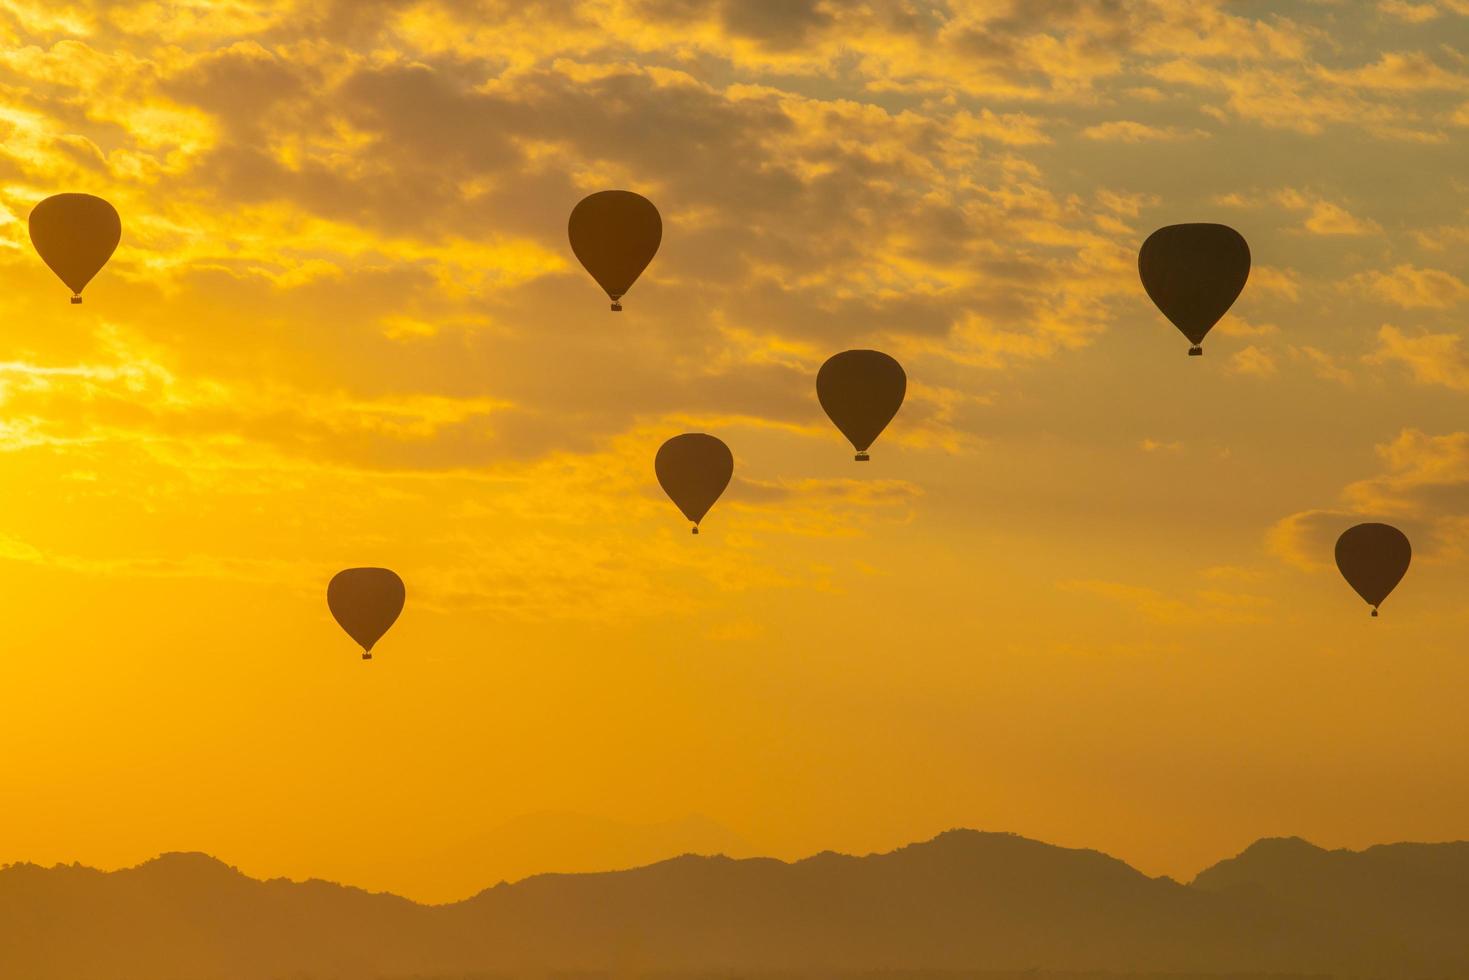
[
  {"xmin": 29, "ymin": 193, "xmax": 122, "ymax": 304},
  {"xmin": 1138, "ymin": 223, "xmax": 1250, "ymax": 355},
  {"xmin": 817, "ymin": 350, "xmax": 906, "ymax": 461},
  {"xmin": 568, "ymin": 190, "xmax": 661, "ymax": 311},
  {"xmin": 655, "ymin": 433, "xmax": 733, "ymax": 534},
  {"xmin": 1335, "ymin": 523, "xmax": 1411, "ymax": 617},
  {"xmin": 327, "ymin": 568, "xmax": 405, "ymax": 659}
]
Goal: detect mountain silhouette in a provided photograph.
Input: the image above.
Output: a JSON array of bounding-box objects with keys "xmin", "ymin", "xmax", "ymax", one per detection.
[
  {"xmin": 1192, "ymin": 836, "xmax": 1469, "ymax": 978},
  {"xmin": 422, "ymin": 810, "xmax": 751, "ymax": 896},
  {"xmin": 3, "ymin": 830, "xmax": 1466, "ymax": 979}
]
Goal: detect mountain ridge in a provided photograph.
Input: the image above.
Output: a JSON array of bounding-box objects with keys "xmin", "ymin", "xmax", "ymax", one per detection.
[{"xmin": 3, "ymin": 828, "xmax": 1467, "ymax": 979}]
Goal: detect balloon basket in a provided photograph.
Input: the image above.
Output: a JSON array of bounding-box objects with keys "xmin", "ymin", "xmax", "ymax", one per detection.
[
  {"xmin": 1371, "ymin": 609, "xmax": 1378, "ymax": 618},
  {"xmin": 855, "ymin": 452, "xmax": 870, "ymax": 462},
  {"xmin": 1188, "ymin": 345, "xmax": 1202, "ymax": 356},
  {"xmin": 71, "ymin": 295, "xmax": 82, "ymax": 305},
  {"xmin": 692, "ymin": 525, "xmax": 699, "ymax": 535},
  {"xmin": 610, "ymin": 301, "xmax": 622, "ymax": 312},
  {"xmin": 362, "ymin": 652, "xmax": 373, "ymax": 660}
]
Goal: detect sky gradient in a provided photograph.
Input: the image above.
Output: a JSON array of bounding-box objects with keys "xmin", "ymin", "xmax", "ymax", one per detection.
[{"xmin": 2, "ymin": 0, "xmax": 1469, "ymax": 903}]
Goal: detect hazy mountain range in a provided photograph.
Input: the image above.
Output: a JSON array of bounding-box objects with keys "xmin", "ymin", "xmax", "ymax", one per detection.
[{"xmin": 3, "ymin": 830, "xmax": 1466, "ymax": 979}]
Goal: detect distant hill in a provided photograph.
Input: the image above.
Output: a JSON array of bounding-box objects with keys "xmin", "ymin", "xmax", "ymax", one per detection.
[
  {"xmin": 1192, "ymin": 836, "xmax": 1469, "ymax": 978},
  {"xmin": 422, "ymin": 810, "xmax": 752, "ymax": 894},
  {"xmin": 2, "ymin": 829, "xmax": 1466, "ymax": 979}
]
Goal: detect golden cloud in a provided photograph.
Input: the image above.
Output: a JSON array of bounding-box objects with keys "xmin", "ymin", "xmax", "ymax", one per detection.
[{"xmin": 1350, "ymin": 264, "xmax": 1469, "ymax": 308}]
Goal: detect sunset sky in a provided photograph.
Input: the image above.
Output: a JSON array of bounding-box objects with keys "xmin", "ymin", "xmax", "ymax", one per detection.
[{"xmin": 3, "ymin": 0, "xmax": 1469, "ymax": 904}]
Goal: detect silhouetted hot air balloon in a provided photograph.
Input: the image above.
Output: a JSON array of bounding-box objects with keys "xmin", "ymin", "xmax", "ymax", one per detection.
[
  {"xmin": 655, "ymin": 433, "xmax": 733, "ymax": 534},
  {"xmin": 1138, "ymin": 223, "xmax": 1250, "ymax": 355},
  {"xmin": 327, "ymin": 568, "xmax": 405, "ymax": 659},
  {"xmin": 568, "ymin": 190, "xmax": 661, "ymax": 311},
  {"xmin": 29, "ymin": 193, "xmax": 122, "ymax": 304},
  {"xmin": 817, "ymin": 350, "xmax": 906, "ymax": 461},
  {"xmin": 1335, "ymin": 523, "xmax": 1411, "ymax": 617}
]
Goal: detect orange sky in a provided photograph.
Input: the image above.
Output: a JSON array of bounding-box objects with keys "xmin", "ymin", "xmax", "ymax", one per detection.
[{"xmin": 2, "ymin": 0, "xmax": 1469, "ymax": 903}]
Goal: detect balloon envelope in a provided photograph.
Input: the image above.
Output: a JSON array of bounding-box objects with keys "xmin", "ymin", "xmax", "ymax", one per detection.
[
  {"xmin": 568, "ymin": 190, "xmax": 661, "ymax": 310},
  {"xmin": 817, "ymin": 350, "xmax": 906, "ymax": 460},
  {"xmin": 327, "ymin": 567, "xmax": 405, "ymax": 657},
  {"xmin": 1138, "ymin": 223, "xmax": 1249, "ymax": 354},
  {"xmin": 1335, "ymin": 523, "xmax": 1411, "ymax": 615},
  {"xmin": 29, "ymin": 193, "xmax": 122, "ymax": 302},
  {"xmin": 655, "ymin": 433, "xmax": 733, "ymax": 532}
]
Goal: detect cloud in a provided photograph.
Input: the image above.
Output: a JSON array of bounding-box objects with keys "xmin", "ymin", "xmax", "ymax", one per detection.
[
  {"xmin": 0, "ymin": 0, "xmax": 1464, "ymax": 610},
  {"xmin": 1094, "ymin": 189, "xmax": 1160, "ymax": 218},
  {"xmin": 1366, "ymin": 325, "xmax": 1469, "ymax": 390},
  {"xmin": 1214, "ymin": 188, "xmax": 1382, "ymax": 236},
  {"xmin": 1228, "ymin": 344, "xmax": 1278, "ymax": 377},
  {"xmin": 1080, "ymin": 119, "xmax": 1209, "ymax": 142},
  {"xmin": 1208, "ymin": 341, "xmax": 1354, "ymax": 384},
  {"xmin": 1314, "ymin": 51, "xmax": 1469, "ymax": 92},
  {"xmin": 1378, "ymin": 1, "xmax": 1442, "ymax": 22},
  {"xmin": 1411, "ymin": 216, "xmax": 1469, "ymax": 249},
  {"xmin": 1291, "ymin": 345, "xmax": 1356, "ymax": 385},
  {"xmin": 1273, "ymin": 188, "xmax": 1382, "ymax": 235},
  {"xmin": 0, "ymin": 325, "xmax": 517, "ymax": 469},
  {"xmin": 1140, "ymin": 438, "xmax": 1183, "ymax": 453},
  {"xmin": 1148, "ymin": 51, "xmax": 1454, "ymax": 139},
  {"xmin": 1349, "ymin": 264, "xmax": 1469, "ymax": 308},
  {"xmin": 950, "ymin": 108, "xmax": 1052, "ymax": 146},
  {"xmin": 1271, "ymin": 429, "xmax": 1469, "ymax": 568},
  {"xmin": 1347, "ymin": 430, "xmax": 1469, "ymax": 514},
  {"xmin": 1266, "ymin": 508, "xmax": 1346, "ymax": 571},
  {"xmin": 1249, "ymin": 266, "xmax": 1302, "ymax": 300},
  {"xmin": 727, "ymin": 475, "xmax": 923, "ymax": 537},
  {"xmin": 0, "ymin": 22, "xmax": 1181, "ymax": 473}
]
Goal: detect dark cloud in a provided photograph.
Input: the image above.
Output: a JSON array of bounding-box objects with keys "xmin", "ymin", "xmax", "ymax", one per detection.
[
  {"xmin": 1, "ymin": 0, "xmax": 1380, "ymax": 474},
  {"xmin": 100, "ymin": 48, "xmax": 1128, "ymax": 465},
  {"xmin": 161, "ymin": 42, "xmax": 315, "ymax": 139},
  {"xmin": 718, "ymin": 0, "xmax": 834, "ymax": 49}
]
